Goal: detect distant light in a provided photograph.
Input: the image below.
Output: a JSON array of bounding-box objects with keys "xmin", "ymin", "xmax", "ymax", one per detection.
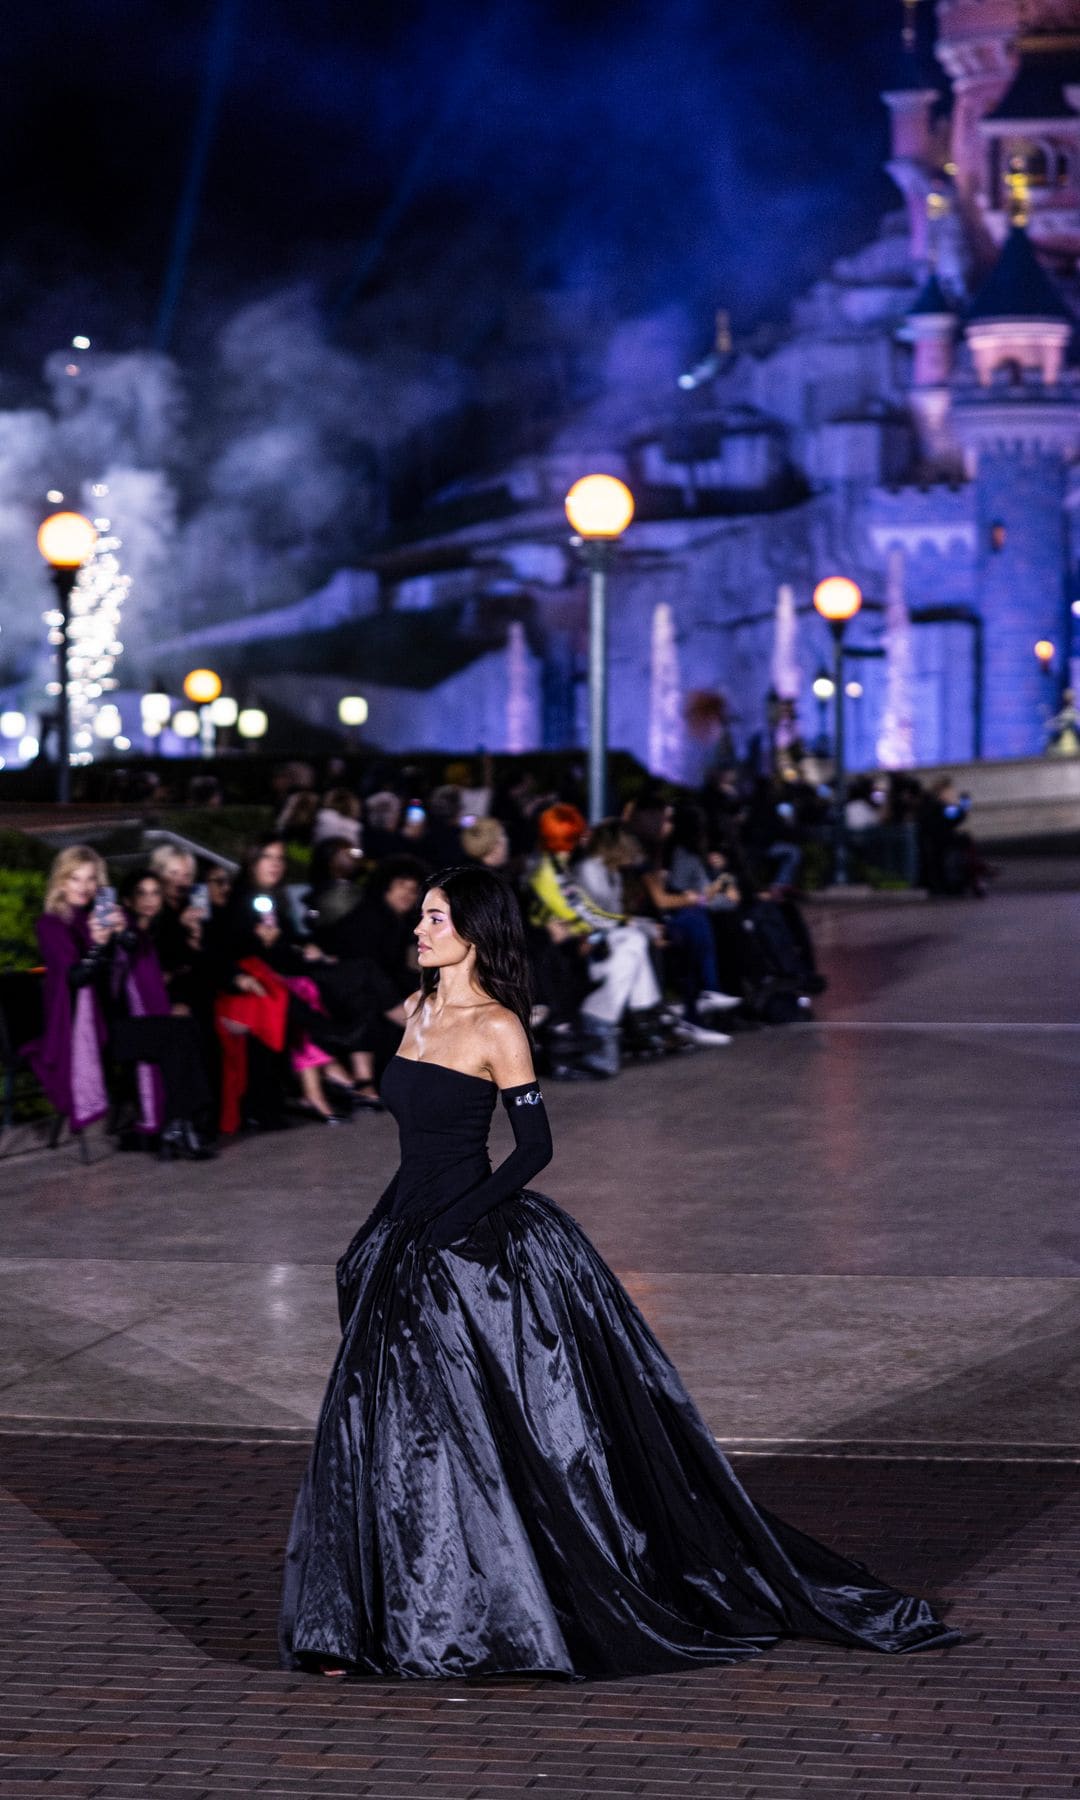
[
  {"xmin": 0, "ymin": 710, "xmax": 26, "ymax": 738},
  {"xmin": 338, "ymin": 694, "xmax": 369, "ymax": 727},
  {"xmin": 565, "ymin": 474, "xmax": 635, "ymax": 540},
  {"xmin": 183, "ymin": 667, "xmax": 222, "ymax": 705},
  {"xmin": 91, "ymin": 482, "xmax": 109, "ymax": 498},
  {"xmin": 114, "ymin": 735, "xmax": 131, "ymax": 752},
  {"xmin": 141, "ymin": 691, "xmax": 172, "ymax": 723},
  {"xmin": 65, "ymin": 363, "xmax": 80, "ymax": 377},
  {"xmin": 45, "ymin": 680, "xmax": 61, "ymax": 696},
  {"xmin": 37, "ymin": 511, "xmax": 98, "ymax": 569},
  {"xmin": 845, "ymin": 681, "xmax": 863, "ymax": 699},
  {"xmin": 237, "ymin": 707, "xmax": 268, "ymax": 739},
  {"xmin": 17, "ymin": 735, "xmax": 39, "ymax": 760},
  {"xmin": 209, "ymin": 695, "xmax": 238, "ymax": 727},
  {"xmin": 93, "ymin": 517, "xmax": 111, "ymax": 531},
  {"xmin": 143, "ymin": 718, "xmax": 162, "ymax": 738},
  {"xmin": 73, "ymin": 730, "xmax": 93, "ymax": 749},
  {"xmin": 1034, "ymin": 639, "xmax": 1055, "ymax": 667},
  {"xmin": 812, "ymin": 676, "xmax": 835, "ymax": 701},
  {"xmin": 46, "ymin": 489, "xmax": 64, "ymax": 504},
  {"xmin": 677, "ymin": 373, "xmax": 696, "ymax": 391},
  {"xmin": 93, "ymin": 704, "xmax": 122, "ymax": 739},
  {"xmin": 1071, "ymin": 600, "xmax": 1080, "ymax": 619},
  {"xmin": 172, "ymin": 709, "xmax": 200, "ymax": 738},
  {"xmin": 72, "ymin": 335, "xmax": 91, "ymax": 350},
  {"xmin": 813, "ymin": 576, "xmax": 863, "ymax": 624}
]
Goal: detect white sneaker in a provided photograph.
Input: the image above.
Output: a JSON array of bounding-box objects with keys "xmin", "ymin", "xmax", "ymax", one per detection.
[
  {"xmin": 698, "ymin": 989, "xmax": 741, "ymax": 1013},
  {"xmin": 675, "ymin": 1020, "xmax": 732, "ymax": 1047}
]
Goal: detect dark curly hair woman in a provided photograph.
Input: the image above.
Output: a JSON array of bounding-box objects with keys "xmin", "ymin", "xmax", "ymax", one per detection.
[{"xmin": 279, "ymin": 866, "xmax": 959, "ymax": 1680}]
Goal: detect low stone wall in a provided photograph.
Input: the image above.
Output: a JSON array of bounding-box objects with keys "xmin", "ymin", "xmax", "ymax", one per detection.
[{"xmin": 908, "ymin": 755, "xmax": 1080, "ymax": 844}]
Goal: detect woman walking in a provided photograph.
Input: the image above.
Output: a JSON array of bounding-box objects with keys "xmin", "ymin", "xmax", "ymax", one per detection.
[{"xmin": 280, "ymin": 865, "xmax": 957, "ymax": 1679}]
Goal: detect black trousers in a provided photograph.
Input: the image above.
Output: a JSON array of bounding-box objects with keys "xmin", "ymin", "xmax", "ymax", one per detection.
[{"xmin": 111, "ymin": 1014, "xmax": 212, "ymax": 1126}]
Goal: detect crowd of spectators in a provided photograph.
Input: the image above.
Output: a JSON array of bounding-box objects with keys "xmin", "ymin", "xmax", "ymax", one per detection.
[{"xmin": 20, "ymin": 753, "xmax": 988, "ymax": 1157}]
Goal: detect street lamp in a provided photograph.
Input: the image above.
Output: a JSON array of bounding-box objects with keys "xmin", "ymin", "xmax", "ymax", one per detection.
[
  {"xmin": 237, "ymin": 707, "xmax": 268, "ymax": 741},
  {"xmin": 813, "ymin": 576, "xmax": 863, "ymax": 885},
  {"xmin": 184, "ymin": 668, "xmax": 223, "ymax": 758},
  {"xmin": 36, "ymin": 510, "xmax": 98, "ymax": 802},
  {"xmin": 564, "ymin": 474, "xmax": 635, "ymax": 821}
]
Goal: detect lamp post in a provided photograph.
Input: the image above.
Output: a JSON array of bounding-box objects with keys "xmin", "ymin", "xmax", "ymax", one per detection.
[
  {"xmin": 183, "ymin": 668, "xmax": 223, "ymax": 758},
  {"xmin": 36, "ymin": 510, "xmax": 98, "ymax": 803},
  {"xmin": 812, "ymin": 576, "xmax": 864, "ymax": 885},
  {"xmin": 564, "ymin": 474, "xmax": 635, "ymax": 822}
]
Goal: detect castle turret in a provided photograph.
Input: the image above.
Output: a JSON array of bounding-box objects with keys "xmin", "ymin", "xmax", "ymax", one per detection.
[
  {"xmin": 952, "ymin": 222, "xmax": 1080, "ymax": 756},
  {"xmin": 899, "ymin": 270, "xmax": 963, "ymax": 469},
  {"xmin": 883, "ymin": 1, "xmax": 951, "ymax": 264}
]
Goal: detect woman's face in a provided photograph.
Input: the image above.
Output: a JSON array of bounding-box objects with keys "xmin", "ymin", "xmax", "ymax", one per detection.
[
  {"xmin": 132, "ymin": 877, "xmax": 163, "ymax": 924},
  {"xmin": 207, "ymin": 867, "xmax": 232, "ymax": 906},
  {"xmin": 253, "ymin": 842, "xmax": 287, "ymax": 890},
  {"xmin": 385, "ymin": 876, "xmax": 420, "ymax": 916},
  {"xmin": 63, "ymin": 862, "xmax": 98, "ymax": 910},
  {"xmin": 161, "ymin": 854, "xmax": 195, "ymax": 901},
  {"xmin": 483, "ymin": 830, "xmax": 509, "ymax": 868},
  {"xmin": 414, "ymin": 887, "xmax": 472, "ymax": 971}
]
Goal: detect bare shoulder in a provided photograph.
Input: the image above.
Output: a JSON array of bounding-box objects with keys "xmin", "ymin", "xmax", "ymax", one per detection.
[{"xmin": 477, "ymin": 1004, "xmax": 535, "ymax": 1086}]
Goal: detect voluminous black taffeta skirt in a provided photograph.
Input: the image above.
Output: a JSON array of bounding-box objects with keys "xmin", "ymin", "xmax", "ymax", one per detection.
[{"xmin": 279, "ymin": 1059, "xmax": 958, "ymax": 1679}]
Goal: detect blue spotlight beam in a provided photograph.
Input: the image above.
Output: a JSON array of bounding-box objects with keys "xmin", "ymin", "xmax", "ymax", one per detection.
[{"xmin": 153, "ymin": 0, "xmax": 242, "ymax": 351}]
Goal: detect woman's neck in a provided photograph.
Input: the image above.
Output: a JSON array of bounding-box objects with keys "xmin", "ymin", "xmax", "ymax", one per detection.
[{"xmin": 429, "ymin": 960, "xmax": 488, "ymax": 1012}]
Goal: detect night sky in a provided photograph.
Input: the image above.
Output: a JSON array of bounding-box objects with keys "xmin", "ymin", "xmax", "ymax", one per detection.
[{"xmin": 2, "ymin": 0, "xmax": 913, "ymax": 379}]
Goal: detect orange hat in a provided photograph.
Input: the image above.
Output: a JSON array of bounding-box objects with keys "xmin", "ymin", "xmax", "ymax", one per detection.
[{"xmin": 538, "ymin": 803, "xmax": 587, "ymax": 854}]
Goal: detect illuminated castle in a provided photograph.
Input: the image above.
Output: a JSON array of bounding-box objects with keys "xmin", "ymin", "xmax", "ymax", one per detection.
[{"xmin": 178, "ymin": 0, "xmax": 1080, "ymax": 771}]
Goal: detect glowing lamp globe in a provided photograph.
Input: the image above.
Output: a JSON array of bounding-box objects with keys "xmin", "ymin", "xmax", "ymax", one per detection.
[
  {"xmin": 812, "ymin": 676, "xmax": 835, "ymax": 701},
  {"xmin": 564, "ymin": 474, "xmax": 635, "ymax": 540},
  {"xmin": 813, "ymin": 577, "xmax": 863, "ymax": 624},
  {"xmin": 338, "ymin": 695, "xmax": 369, "ymax": 727},
  {"xmin": 37, "ymin": 510, "xmax": 98, "ymax": 569},
  {"xmin": 172, "ymin": 709, "xmax": 200, "ymax": 739},
  {"xmin": 141, "ymin": 691, "xmax": 172, "ymax": 725},
  {"xmin": 0, "ymin": 711, "xmax": 26, "ymax": 738},
  {"xmin": 1034, "ymin": 639, "xmax": 1055, "ymax": 667},
  {"xmin": 209, "ymin": 695, "xmax": 238, "ymax": 728},
  {"xmin": 237, "ymin": 707, "xmax": 268, "ymax": 740},
  {"xmin": 183, "ymin": 668, "xmax": 222, "ymax": 705}
]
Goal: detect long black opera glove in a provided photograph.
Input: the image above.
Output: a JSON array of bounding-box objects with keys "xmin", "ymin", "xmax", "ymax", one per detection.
[{"xmin": 422, "ymin": 1082, "xmax": 553, "ymax": 1250}]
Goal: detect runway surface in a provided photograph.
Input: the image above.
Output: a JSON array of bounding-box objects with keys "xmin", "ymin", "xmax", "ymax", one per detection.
[{"xmin": 2, "ymin": 872, "xmax": 1079, "ymax": 1796}]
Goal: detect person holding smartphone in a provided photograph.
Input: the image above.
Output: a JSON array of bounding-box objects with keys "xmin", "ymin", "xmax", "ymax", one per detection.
[{"xmin": 22, "ymin": 846, "xmax": 126, "ymax": 1137}]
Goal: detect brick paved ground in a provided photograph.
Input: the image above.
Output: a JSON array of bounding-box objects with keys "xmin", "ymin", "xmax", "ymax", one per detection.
[{"xmin": 1, "ymin": 1434, "xmax": 1078, "ymax": 1799}]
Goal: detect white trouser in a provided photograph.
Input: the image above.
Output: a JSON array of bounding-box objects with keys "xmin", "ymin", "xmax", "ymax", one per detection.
[{"xmin": 580, "ymin": 924, "xmax": 660, "ymax": 1025}]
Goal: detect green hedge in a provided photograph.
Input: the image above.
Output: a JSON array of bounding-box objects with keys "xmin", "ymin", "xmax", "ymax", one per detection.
[{"xmin": 0, "ymin": 869, "xmax": 47, "ymax": 969}]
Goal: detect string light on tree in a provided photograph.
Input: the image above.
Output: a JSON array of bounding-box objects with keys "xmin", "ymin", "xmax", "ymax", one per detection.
[{"xmin": 56, "ymin": 520, "xmax": 133, "ymax": 759}]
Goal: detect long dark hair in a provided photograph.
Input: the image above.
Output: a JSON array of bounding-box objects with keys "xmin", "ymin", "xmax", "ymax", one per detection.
[{"xmin": 416, "ymin": 867, "xmax": 533, "ymax": 1035}]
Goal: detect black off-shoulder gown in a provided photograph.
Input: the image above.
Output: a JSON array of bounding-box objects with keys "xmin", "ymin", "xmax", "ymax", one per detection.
[{"xmin": 279, "ymin": 1058, "xmax": 957, "ymax": 1679}]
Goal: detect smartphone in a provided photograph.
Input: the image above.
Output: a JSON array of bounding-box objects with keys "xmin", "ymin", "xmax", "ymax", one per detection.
[
  {"xmin": 92, "ymin": 884, "xmax": 116, "ymax": 926},
  {"xmin": 405, "ymin": 804, "xmax": 426, "ymax": 826},
  {"xmin": 252, "ymin": 893, "xmax": 275, "ymax": 917},
  {"xmin": 189, "ymin": 882, "xmax": 210, "ymax": 918}
]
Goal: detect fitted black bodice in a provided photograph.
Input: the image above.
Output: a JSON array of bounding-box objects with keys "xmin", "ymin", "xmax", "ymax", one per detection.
[{"xmin": 380, "ymin": 1056, "xmax": 497, "ymax": 1224}]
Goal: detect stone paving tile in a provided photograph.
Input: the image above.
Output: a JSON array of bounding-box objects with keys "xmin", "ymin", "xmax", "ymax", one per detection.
[{"xmin": 2, "ymin": 1436, "xmax": 1080, "ymax": 1797}]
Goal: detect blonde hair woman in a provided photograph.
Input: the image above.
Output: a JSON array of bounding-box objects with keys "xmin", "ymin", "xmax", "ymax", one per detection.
[{"xmin": 24, "ymin": 846, "xmax": 122, "ymax": 1134}]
